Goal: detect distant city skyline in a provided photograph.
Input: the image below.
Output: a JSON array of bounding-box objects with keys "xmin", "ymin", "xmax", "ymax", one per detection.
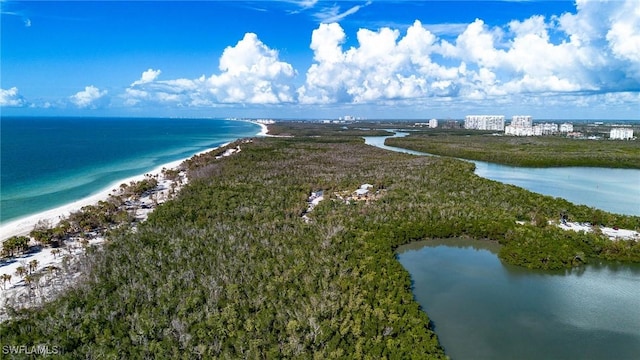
[{"xmin": 1, "ymin": 0, "xmax": 639, "ymax": 120}]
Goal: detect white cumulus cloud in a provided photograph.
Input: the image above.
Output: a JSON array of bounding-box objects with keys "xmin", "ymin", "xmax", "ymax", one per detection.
[
  {"xmin": 211, "ymin": 33, "xmax": 296, "ymax": 103},
  {"xmin": 125, "ymin": 33, "xmax": 296, "ymax": 107},
  {"xmin": 0, "ymin": 87, "xmax": 27, "ymax": 107},
  {"xmin": 131, "ymin": 69, "xmax": 162, "ymax": 86},
  {"xmin": 298, "ymin": 0, "xmax": 640, "ymax": 108},
  {"xmin": 117, "ymin": 0, "xmax": 638, "ymax": 115},
  {"xmin": 70, "ymin": 86, "xmax": 108, "ymax": 108},
  {"xmin": 298, "ymin": 20, "xmax": 466, "ymax": 104}
]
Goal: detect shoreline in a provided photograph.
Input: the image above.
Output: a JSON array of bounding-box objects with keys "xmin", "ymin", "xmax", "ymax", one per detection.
[
  {"xmin": 0, "ymin": 146, "xmax": 226, "ymax": 242},
  {"xmin": 1, "ymin": 120, "xmax": 266, "ymax": 242},
  {"xmin": 247, "ymin": 120, "xmax": 270, "ymax": 136},
  {"xmin": 0, "ymin": 123, "xmax": 264, "ymax": 320}
]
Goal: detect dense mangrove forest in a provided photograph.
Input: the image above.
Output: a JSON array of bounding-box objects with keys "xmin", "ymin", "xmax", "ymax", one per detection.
[{"xmin": 1, "ymin": 126, "xmax": 639, "ymax": 358}]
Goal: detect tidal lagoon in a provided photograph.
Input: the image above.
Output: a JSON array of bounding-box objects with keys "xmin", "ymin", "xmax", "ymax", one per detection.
[{"xmin": 397, "ymin": 239, "xmax": 640, "ymax": 360}]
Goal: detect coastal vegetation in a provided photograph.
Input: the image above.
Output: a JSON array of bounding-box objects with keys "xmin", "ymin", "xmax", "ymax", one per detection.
[
  {"xmin": 267, "ymin": 121, "xmax": 393, "ymax": 137},
  {"xmin": 386, "ymin": 133, "xmax": 640, "ymax": 168},
  {"xmin": 1, "ymin": 130, "xmax": 638, "ymax": 358}
]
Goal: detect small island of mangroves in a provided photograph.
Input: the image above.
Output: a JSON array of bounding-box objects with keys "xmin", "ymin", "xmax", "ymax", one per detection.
[{"xmin": 1, "ymin": 121, "xmax": 638, "ymax": 358}]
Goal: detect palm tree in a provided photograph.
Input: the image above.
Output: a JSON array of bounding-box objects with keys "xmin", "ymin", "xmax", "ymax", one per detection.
[
  {"xmin": 15, "ymin": 266, "xmax": 26, "ymax": 278},
  {"xmin": 29, "ymin": 259, "xmax": 39, "ymax": 275},
  {"xmin": 24, "ymin": 274, "xmax": 34, "ymax": 289},
  {"xmin": 1, "ymin": 274, "xmax": 11, "ymax": 290}
]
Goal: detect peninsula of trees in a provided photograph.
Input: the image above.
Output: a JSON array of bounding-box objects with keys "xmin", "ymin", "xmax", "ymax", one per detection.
[{"xmin": 385, "ymin": 129, "xmax": 640, "ymax": 168}]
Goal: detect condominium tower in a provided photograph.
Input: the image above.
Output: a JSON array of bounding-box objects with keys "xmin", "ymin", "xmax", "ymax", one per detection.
[{"xmin": 464, "ymin": 115, "xmax": 505, "ymax": 130}]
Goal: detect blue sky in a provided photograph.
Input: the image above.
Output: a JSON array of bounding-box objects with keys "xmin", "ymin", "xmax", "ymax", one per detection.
[{"xmin": 1, "ymin": 0, "xmax": 639, "ymax": 120}]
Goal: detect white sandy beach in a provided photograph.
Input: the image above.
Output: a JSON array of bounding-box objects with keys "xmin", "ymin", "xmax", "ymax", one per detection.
[
  {"xmin": 1, "ymin": 120, "xmax": 268, "ymax": 242},
  {"xmin": 0, "ymin": 145, "xmax": 224, "ymax": 242},
  {"xmin": 249, "ymin": 119, "xmax": 293, "ymax": 138},
  {"xmin": 254, "ymin": 121, "xmax": 270, "ymax": 136},
  {"xmin": 0, "ymin": 128, "xmax": 262, "ymax": 320},
  {"xmin": 1, "ymin": 120, "xmax": 267, "ymax": 314},
  {"xmin": 0, "ymin": 155, "xmax": 195, "ymax": 316}
]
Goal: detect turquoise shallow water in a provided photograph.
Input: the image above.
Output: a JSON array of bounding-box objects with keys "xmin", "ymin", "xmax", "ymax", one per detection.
[{"xmin": 0, "ymin": 117, "xmax": 260, "ymax": 224}]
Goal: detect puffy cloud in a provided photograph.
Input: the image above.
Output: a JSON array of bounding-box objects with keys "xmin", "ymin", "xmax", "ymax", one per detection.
[
  {"xmin": 298, "ymin": 0, "xmax": 640, "ymax": 106},
  {"xmin": 118, "ymin": 0, "xmax": 637, "ymax": 114},
  {"xmin": 125, "ymin": 33, "xmax": 295, "ymax": 107},
  {"xmin": 298, "ymin": 20, "xmax": 468, "ymax": 104},
  {"xmin": 211, "ymin": 33, "xmax": 295, "ymax": 103},
  {"xmin": 546, "ymin": 0, "xmax": 640, "ymax": 85},
  {"xmin": 0, "ymin": 87, "xmax": 27, "ymax": 107},
  {"xmin": 70, "ymin": 86, "xmax": 108, "ymax": 108},
  {"xmin": 448, "ymin": 19, "xmax": 505, "ymax": 68},
  {"xmin": 603, "ymin": 0, "xmax": 640, "ymax": 79},
  {"xmin": 131, "ymin": 69, "xmax": 162, "ymax": 86}
]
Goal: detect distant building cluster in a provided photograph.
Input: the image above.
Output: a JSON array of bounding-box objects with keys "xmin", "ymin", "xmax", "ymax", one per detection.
[
  {"xmin": 414, "ymin": 119, "xmax": 438, "ymax": 128},
  {"xmin": 504, "ymin": 115, "xmax": 563, "ymax": 136},
  {"xmin": 409, "ymin": 116, "xmax": 636, "ymax": 141},
  {"xmin": 610, "ymin": 128, "xmax": 634, "ymax": 140},
  {"xmin": 464, "ymin": 115, "xmax": 505, "ymax": 130},
  {"xmin": 255, "ymin": 119, "xmax": 275, "ymax": 124},
  {"xmin": 339, "ymin": 115, "xmax": 363, "ymax": 121},
  {"xmin": 322, "ymin": 120, "xmax": 348, "ymax": 124},
  {"xmin": 510, "ymin": 115, "xmax": 532, "ymax": 128},
  {"xmin": 559, "ymin": 123, "xmax": 574, "ymax": 133},
  {"xmin": 504, "ymin": 115, "xmax": 532, "ymax": 136},
  {"xmin": 535, "ymin": 123, "xmax": 559, "ymax": 135}
]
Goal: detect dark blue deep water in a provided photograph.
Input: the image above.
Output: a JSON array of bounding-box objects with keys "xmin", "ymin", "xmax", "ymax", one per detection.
[{"xmin": 1, "ymin": 117, "xmax": 259, "ymax": 223}]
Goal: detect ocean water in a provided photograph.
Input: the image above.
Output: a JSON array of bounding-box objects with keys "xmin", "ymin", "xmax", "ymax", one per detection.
[{"xmin": 1, "ymin": 117, "xmax": 260, "ymax": 224}]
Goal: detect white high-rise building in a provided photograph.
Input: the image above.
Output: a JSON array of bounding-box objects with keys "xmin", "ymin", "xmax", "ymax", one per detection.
[
  {"xmin": 533, "ymin": 123, "xmax": 558, "ymax": 135},
  {"xmin": 560, "ymin": 123, "xmax": 574, "ymax": 133},
  {"xmin": 504, "ymin": 116, "xmax": 560, "ymax": 136},
  {"xmin": 505, "ymin": 115, "xmax": 533, "ymax": 136},
  {"xmin": 505, "ymin": 125, "xmax": 534, "ymax": 136},
  {"xmin": 464, "ymin": 115, "xmax": 505, "ymax": 130},
  {"xmin": 428, "ymin": 118, "xmax": 438, "ymax": 128},
  {"xmin": 610, "ymin": 128, "xmax": 634, "ymax": 140},
  {"xmin": 510, "ymin": 115, "xmax": 532, "ymax": 128}
]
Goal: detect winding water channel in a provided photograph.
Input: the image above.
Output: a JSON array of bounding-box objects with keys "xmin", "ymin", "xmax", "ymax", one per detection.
[
  {"xmin": 364, "ymin": 133, "xmax": 640, "ymax": 216},
  {"xmin": 365, "ymin": 133, "xmax": 640, "ymax": 360}
]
